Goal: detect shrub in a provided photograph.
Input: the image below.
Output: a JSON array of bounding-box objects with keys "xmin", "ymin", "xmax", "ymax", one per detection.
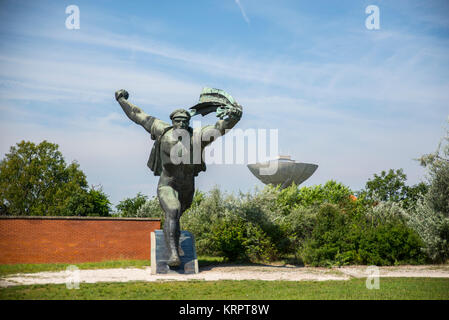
[
  {"xmin": 296, "ymin": 180, "xmax": 354, "ymax": 208},
  {"xmin": 403, "ymin": 196, "xmax": 449, "ymax": 262},
  {"xmin": 282, "ymin": 206, "xmax": 316, "ymax": 258},
  {"xmin": 243, "ymin": 223, "xmax": 279, "ymax": 262},
  {"xmin": 358, "ymin": 221, "xmax": 426, "ymax": 265},
  {"xmin": 300, "ymin": 203, "xmax": 426, "ymax": 266},
  {"xmin": 427, "ymin": 160, "xmax": 449, "ymax": 217},
  {"xmin": 365, "ymin": 200, "xmax": 408, "ymax": 225},
  {"xmin": 180, "ymin": 187, "xmax": 231, "ymax": 255},
  {"xmin": 300, "ymin": 204, "xmax": 363, "ymax": 266},
  {"xmin": 235, "ymin": 187, "xmax": 287, "ymax": 254},
  {"xmin": 181, "ymin": 187, "xmax": 279, "ymax": 262},
  {"xmin": 210, "ymin": 215, "xmax": 247, "ymax": 261},
  {"xmin": 418, "ymin": 118, "xmax": 449, "ymax": 217},
  {"xmin": 209, "ymin": 215, "xmax": 278, "ymax": 263}
]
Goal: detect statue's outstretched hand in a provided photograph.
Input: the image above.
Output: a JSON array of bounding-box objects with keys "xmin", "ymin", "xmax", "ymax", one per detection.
[
  {"xmin": 115, "ymin": 89, "xmax": 129, "ymax": 101},
  {"xmin": 228, "ymin": 104, "xmax": 243, "ymax": 120}
]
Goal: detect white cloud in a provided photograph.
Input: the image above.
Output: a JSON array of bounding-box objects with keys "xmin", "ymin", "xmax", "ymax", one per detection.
[{"xmin": 235, "ymin": 0, "xmax": 251, "ymax": 25}]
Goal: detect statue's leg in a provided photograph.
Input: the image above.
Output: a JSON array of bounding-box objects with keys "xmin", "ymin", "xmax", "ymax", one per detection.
[
  {"xmin": 176, "ymin": 187, "xmax": 195, "ymax": 257},
  {"xmin": 157, "ymin": 185, "xmax": 182, "ymax": 267},
  {"xmin": 179, "ymin": 187, "xmax": 194, "ymax": 217}
]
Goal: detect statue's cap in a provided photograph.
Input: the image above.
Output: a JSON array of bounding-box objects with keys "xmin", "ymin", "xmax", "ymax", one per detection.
[
  {"xmin": 190, "ymin": 88, "xmax": 235, "ymax": 109},
  {"xmin": 169, "ymin": 109, "xmax": 191, "ymax": 120}
]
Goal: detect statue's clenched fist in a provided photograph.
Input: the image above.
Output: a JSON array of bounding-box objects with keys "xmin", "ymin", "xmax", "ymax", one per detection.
[
  {"xmin": 227, "ymin": 104, "xmax": 243, "ymax": 120},
  {"xmin": 115, "ymin": 89, "xmax": 129, "ymax": 101}
]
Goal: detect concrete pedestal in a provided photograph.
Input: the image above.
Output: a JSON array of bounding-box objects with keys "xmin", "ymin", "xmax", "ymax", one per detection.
[{"xmin": 151, "ymin": 230, "xmax": 199, "ymax": 274}]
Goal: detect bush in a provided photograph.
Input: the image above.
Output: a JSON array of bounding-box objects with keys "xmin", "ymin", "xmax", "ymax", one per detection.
[
  {"xmin": 210, "ymin": 215, "xmax": 247, "ymax": 261},
  {"xmin": 244, "ymin": 223, "xmax": 279, "ymax": 262},
  {"xmin": 358, "ymin": 222, "xmax": 426, "ymax": 265},
  {"xmin": 152, "ymin": 182, "xmax": 436, "ymax": 265},
  {"xmin": 210, "ymin": 215, "xmax": 278, "ymax": 263},
  {"xmin": 282, "ymin": 206, "xmax": 316, "ymax": 259},
  {"xmin": 300, "ymin": 204, "xmax": 363, "ymax": 266},
  {"xmin": 365, "ymin": 200, "xmax": 408, "ymax": 225},
  {"xmin": 300, "ymin": 203, "xmax": 425, "ymax": 266},
  {"xmin": 418, "ymin": 118, "xmax": 449, "ymax": 217},
  {"xmin": 180, "ymin": 187, "xmax": 231, "ymax": 256},
  {"xmin": 181, "ymin": 187, "xmax": 279, "ymax": 262},
  {"xmin": 296, "ymin": 180, "xmax": 354, "ymax": 208},
  {"xmin": 427, "ymin": 160, "xmax": 449, "ymax": 217},
  {"xmin": 403, "ymin": 196, "xmax": 449, "ymax": 262},
  {"xmin": 235, "ymin": 187, "xmax": 287, "ymax": 255}
]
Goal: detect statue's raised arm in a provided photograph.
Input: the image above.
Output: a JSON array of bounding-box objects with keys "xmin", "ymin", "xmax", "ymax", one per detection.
[
  {"xmin": 115, "ymin": 89, "xmax": 169, "ymax": 138},
  {"xmin": 190, "ymin": 88, "xmax": 243, "ymax": 148},
  {"xmin": 213, "ymin": 104, "xmax": 242, "ymax": 134}
]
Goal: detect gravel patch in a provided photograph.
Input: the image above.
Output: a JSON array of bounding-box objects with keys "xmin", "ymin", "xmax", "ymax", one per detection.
[{"xmin": 1, "ymin": 265, "xmax": 448, "ymax": 288}]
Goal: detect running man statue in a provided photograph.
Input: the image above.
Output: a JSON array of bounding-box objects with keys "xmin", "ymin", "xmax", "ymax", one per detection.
[{"xmin": 115, "ymin": 88, "xmax": 242, "ymax": 267}]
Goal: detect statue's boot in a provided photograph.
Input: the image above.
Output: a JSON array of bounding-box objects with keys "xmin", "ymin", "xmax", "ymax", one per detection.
[
  {"xmin": 166, "ymin": 233, "xmax": 181, "ymax": 267},
  {"xmin": 176, "ymin": 229, "xmax": 184, "ymax": 256},
  {"xmin": 167, "ymin": 248, "xmax": 181, "ymax": 267},
  {"xmin": 164, "ymin": 213, "xmax": 182, "ymax": 267}
]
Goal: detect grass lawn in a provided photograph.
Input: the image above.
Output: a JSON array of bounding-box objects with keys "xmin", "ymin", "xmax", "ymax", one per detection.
[
  {"xmin": 0, "ymin": 260, "xmax": 152, "ymax": 276},
  {"xmin": 1, "ymin": 278, "xmax": 448, "ymax": 300}
]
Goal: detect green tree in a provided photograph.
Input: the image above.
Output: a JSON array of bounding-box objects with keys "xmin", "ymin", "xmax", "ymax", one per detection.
[
  {"xmin": 116, "ymin": 192, "xmax": 148, "ymax": 217},
  {"xmin": 418, "ymin": 119, "xmax": 449, "ymax": 217},
  {"xmin": 363, "ymin": 169, "xmax": 408, "ymax": 202},
  {"xmin": 407, "ymin": 118, "xmax": 449, "ymax": 262},
  {"xmin": 402, "ymin": 182, "xmax": 429, "ymax": 209},
  {"xmin": 0, "ymin": 140, "xmax": 111, "ymax": 216},
  {"xmin": 359, "ymin": 168, "xmax": 428, "ymax": 209}
]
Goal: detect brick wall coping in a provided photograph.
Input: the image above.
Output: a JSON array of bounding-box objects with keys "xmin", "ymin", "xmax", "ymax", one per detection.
[{"xmin": 0, "ymin": 216, "xmax": 161, "ymax": 221}]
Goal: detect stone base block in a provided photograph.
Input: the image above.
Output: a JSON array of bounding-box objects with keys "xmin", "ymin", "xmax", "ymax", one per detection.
[{"xmin": 151, "ymin": 230, "xmax": 199, "ymax": 274}]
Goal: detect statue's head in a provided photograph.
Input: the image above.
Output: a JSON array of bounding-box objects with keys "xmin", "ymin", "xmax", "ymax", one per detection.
[{"xmin": 169, "ymin": 109, "xmax": 191, "ymax": 130}]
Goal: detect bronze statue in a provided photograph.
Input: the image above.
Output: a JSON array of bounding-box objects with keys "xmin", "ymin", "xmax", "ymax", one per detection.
[{"xmin": 115, "ymin": 88, "xmax": 242, "ymax": 267}]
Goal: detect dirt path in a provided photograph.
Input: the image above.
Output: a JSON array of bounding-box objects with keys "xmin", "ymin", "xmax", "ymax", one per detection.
[{"xmin": 1, "ymin": 264, "xmax": 449, "ymax": 288}]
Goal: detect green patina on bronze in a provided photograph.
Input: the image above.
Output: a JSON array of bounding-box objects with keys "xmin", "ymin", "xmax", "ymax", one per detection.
[
  {"xmin": 189, "ymin": 87, "xmax": 243, "ymax": 119},
  {"xmin": 115, "ymin": 88, "xmax": 242, "ymax": 267}
]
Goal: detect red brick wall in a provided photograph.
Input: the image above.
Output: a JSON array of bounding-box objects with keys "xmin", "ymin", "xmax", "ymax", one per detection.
[{"xmin": 0, "ymin": 217, "xmax": 161, "ymax": 264}]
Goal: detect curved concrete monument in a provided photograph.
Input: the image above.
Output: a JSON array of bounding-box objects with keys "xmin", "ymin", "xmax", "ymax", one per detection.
[{"xmin": 247, "ymin": 155, "xmax": 318, "ymax": 189}]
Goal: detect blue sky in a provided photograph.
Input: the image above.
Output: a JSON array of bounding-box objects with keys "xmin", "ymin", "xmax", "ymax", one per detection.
[{"xmin": 1, "ymin": 0, "xmax": 448, "ymax": 207}]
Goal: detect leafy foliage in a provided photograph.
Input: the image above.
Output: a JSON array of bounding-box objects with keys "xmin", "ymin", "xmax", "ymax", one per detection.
[
  {"xmin": 300, "ymin": 204, "xmax": 425, "ymax": 266},
  {"xmin": 0, "ymin": 140, "xmax": 110, "ymax": 216},
  {"xmin": 295, "ymin": 180, "xmax": 354, "ymax": 207},
  {"xmin": 363, "ymin": 169, "xmax": 408, "ymax": 202},
  {"xmin": 108, "ymin": 119, "xmax": 449, "ymax": 266},
  {"xmin": 115, "ymin": 192, "xmax": 148, "ymax": 217},
  {"xmin": 135, "ymin": 196, "xmax": 164, "ymax": 220},
  {"xmin": 403, "ymin": 196, "xmax": 449, "ymax": 262},
  {"xmin": 359, "ymin": 168, "xmax": 428, "ymax": 210},
  {"xmin": 300, "ymin": 204, "xmax": 363, "ymax": 266},
  {"xmin": 420, "ymin": 124, "xmax": 449, "ymax": 217},
  {"xmin": 358, "ymin": 222, "xmax": 425, "ymax": 265},
  {"xmin": 408, "ymin": 118, "xmax": 449, "ymax": 261},
  {"xmin": 210, "ymin": 215, "xmax": 247, "ymax": 261}
]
